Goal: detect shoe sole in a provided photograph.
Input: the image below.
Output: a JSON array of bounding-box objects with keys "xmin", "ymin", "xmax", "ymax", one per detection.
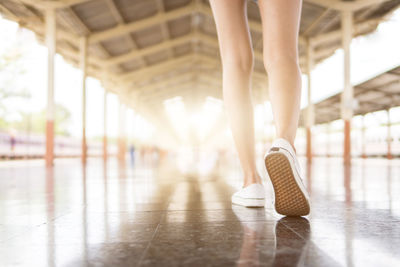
[
  {"xmin": 265, "ymin": 152, "xmax": 310, "ymax": 216},
  {"xmin": 232, "ymin": 196, "xmax": 265, "ymax": 208}
]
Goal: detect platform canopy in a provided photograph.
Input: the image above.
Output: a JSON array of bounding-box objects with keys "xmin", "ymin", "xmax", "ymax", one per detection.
[
  {"xmin": 300, "ymin": 65, "xmax": 400, "ymax": 126},
  {"xmin": 0, "ymin": 0, "xmax": 399, "ymax": 121}
]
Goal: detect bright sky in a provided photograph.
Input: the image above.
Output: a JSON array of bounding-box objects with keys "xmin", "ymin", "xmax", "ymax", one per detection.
[
  {"xmin": 0, "ymin": 17, "xmax": 120, "ymax": 138},
  {"xmin": 0, "ymin": 8, "xmax": 399, "ymax": 138},
  {"xmin": 301, "ymin": 8, "xmax": 400, "ymax": 106}
]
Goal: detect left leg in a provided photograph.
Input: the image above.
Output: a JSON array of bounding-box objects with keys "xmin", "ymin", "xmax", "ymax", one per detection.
[
  {"xmin": 209, "ymin": 0, "xmax": 261, "ymax": 187},
  {"xmin": 210, "ymin": 0, "xmax": 266, "ymax": 208}
]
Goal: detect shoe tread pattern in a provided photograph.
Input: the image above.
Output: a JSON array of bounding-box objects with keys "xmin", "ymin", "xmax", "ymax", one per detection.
[{"xmin": 265, "ymin": 153, "xmax": 310, "ymax": 216}]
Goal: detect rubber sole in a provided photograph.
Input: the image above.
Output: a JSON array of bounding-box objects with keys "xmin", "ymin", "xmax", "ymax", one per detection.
[
  {"xmin": 231, "ymin": 196, "xmax": 265, "ymax": 208},
  {"xmin": 265, "ymin": 153, "xmax": 310, "ymax": 216}
]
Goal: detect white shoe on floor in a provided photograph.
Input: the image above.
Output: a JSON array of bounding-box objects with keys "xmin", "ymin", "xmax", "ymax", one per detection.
[
  {"xmin": 264, "ymin": 138, "xmax": 310, "ymax": 216},
  {"xmin": 231, "ymin": 183, "xmax": 265, "ymax": 207}
]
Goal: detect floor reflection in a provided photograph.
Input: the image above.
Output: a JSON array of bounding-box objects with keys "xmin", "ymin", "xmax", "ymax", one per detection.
[
  {"xmin": 45, "ymin": 167, "xmax": 55, "ymax": 267},
  {"xmin": 273, "ymin": 217, "xmax": 310, "ymax": 267},
  {"xmin": 344, "ymin": 163, "xmax": 352, "ymax": 204},
  {"xmin": 233, "ymin": 206, "xmax": 311, "ymax": 267},
  {"xmin": 0, "ymin": 157, "xmax": 400, "ymax": 266}
]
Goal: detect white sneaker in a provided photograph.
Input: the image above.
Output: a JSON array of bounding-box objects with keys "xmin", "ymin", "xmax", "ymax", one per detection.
[
  {"xmin": 231, "ymin": 183, "xmax": 265, "ymax": 207},
  {"xmin": 264, "ymin": 138, "xmax": 310, "ymax": 216}
]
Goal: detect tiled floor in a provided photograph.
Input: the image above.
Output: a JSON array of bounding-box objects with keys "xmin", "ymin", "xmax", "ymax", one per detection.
[{"xmin": 0, "ymin": 156, "xmax": 399, "ymax": 266}]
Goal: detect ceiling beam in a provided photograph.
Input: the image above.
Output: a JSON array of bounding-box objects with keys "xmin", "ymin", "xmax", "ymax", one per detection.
[
  {"xmin": 304, "ymin": 0, "xmax": 391, "ymax": 11},
  {"xmin": 18, "ymin": 0, "xmax": 91, "ymax": 9},
  {"xmin": 120, "ymin": 52, "xmax": 270, "ymax": 85},
  {"xmin": 120, "ymin": 54, "xmax": 195, "ymax": 82},
  {"xmin": 104, "ymin": 0, "xmax": 147, "ymax": 67},
  {"xmin": 138, "ymin": 82, "xmax": 221, "ymax": 104},
  {"xmin": 302, "ymin": 8, "xmax": 331, "ymax": 36},
  {"xmin": 104, "ymin": 33, "xmax": 194, "ymax": 67},
  {"xmin": 156, "ymin": 0, "xmax": 173, "ymax": 59},
  {"xmin": 132, "ymin": 72, "xmax": 195, "ymax": 92},
  {"xmin": 57, "ymin": 7, "xmax": 90, "ymax": 35},
  {"xmin": 311, "ymin": 17, "xmax": 381, "ymax": 46},
  {"xmin": 135, "ymin": 71, "xmax": 225, "ymax": 95},
  {"xmin": 26, "ymin": 0, "xmax": 389, "ymax": 13},
  {"xmin": 88, "ymin": 2, "xmax": 194, "ymax": 44}
]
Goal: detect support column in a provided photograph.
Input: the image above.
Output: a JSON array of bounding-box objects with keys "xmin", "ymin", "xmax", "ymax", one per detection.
[
  {"xmin": 103, "ymin": 90, "xmax": 108, "ymax": 162},
  {"xmin": 80, "ymin": 37, "xmax": 88, "ymax": 165},
  {"xmin": 45, "ymin": 8, "xmax": 56, "ymax": 167},
  {"xmin": 344, "ymin": 120, "xmax": 351, "ymax": 163},
  {"xmin": 387, "ymin": 109, "xmax": 393, "ymax": 159},
  {"xmin": 341, "ymin": 10, "xmax": 354, "ymax": 165},
  {"xmin": 306, "ymin": 40, "xmax": 315, "ymax": 163},
  {"xmin": 118, "ymin": 101, "xmax": 126, "ymax": 164}
]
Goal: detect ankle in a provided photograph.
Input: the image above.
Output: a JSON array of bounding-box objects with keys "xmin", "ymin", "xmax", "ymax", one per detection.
[
  {"xmin": 243, "ymin": 172, "xmax": 262, "ymax": 187},
  {"xmin": 276, "ymin": 136, "xmax": 296, "ymax": 153}
]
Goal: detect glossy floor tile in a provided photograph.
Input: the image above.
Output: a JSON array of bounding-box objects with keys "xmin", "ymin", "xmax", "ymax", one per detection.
[{"xmin": 0, "ymin": 156, "xmax": 400, "ymax": 266}]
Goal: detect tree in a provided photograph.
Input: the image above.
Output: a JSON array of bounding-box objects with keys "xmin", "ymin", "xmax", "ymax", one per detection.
[
  {"xmin": 0, "ymin": 40, "xmax": 30, "ymax": 115},
  {"xmin": 13, "ymin": 104, "xmax": 72, "ymax": 136},
  {"xmin": 0, "ymin": 30, "xmax": 31, "ymax": 132},
  {"xmin": 0, "ymin": 24, "xmax": 72, "ymax": 136}
]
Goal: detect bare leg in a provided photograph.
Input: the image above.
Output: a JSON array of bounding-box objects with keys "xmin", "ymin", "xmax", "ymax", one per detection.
[
  {"xmin": 258, "ymin": 0, "xmax": 303, "ymax": 150},
  {"xmin": 209, "ymin": 0, "xmax": 261, "ymax": 187}
]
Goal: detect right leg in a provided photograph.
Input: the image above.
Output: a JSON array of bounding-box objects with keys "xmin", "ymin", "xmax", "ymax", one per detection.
[{"xmin": 209, "ymin": 0, "xmax": 260, "ymax": 187}]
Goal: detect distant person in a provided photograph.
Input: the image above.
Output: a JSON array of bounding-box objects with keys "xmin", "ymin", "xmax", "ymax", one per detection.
[
  {"xmin": 210, "ymin": 0, "xmax": 309, "ymax": 216},
  {"xmin": 129, "ymin": 144, "xmax": 135, "ymax": 166},
  {"xmin": 10, "ymin": 133, "xmax": 16, "ymax": 155}
]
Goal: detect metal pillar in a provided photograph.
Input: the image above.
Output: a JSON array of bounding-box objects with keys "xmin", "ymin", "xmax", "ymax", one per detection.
[
  {"xmin": 341, "ymin": 10, "xmax": 354, "ymax": 165},
  {"xmin": 80, "ymin": 37, "xmax": 88, "ymax": 164},
  {"xmin": 387, "ymin": 109, "xmax": 393, "ymax": 159},
  {"xmin": 103, "ymin": 90, "xmax": 108, "ymax": 162},
  {"xmin": 45, "ymin": 8, "xmax": 56, "ymax": 167},
  {"xmin": 306, "ymin": 40, "xmax": 315, "ymax": 162},
  {"xmin": 344, "ymin": 120, "xmax": 351, "ymax": 163}
]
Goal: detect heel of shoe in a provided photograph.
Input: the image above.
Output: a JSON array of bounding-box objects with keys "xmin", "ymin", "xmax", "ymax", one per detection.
[{"xmin": 265, "ymin": 152, "xmax": 310, "ymax": 216}]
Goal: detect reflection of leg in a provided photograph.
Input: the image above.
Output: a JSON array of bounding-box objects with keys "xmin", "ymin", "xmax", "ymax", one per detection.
[
  {"xmin": 209, "ymin": 0, "xmax": 261, "ymax": 187},
  {"xmin": 238, "ymin": 227, "xmax": 260, "ymax": 267},
  {"xmin": 232, "ymin": 206, "xmax": 276, "ymax": 266},
  {"xmin": 273, "ymin": 217, "xmax": 310, "ymax": 267}
]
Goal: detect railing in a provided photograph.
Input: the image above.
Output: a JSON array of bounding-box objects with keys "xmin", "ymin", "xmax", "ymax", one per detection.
[{"xmin": 0, "ymin": 131, "xmax": 117, "ymax": 159}]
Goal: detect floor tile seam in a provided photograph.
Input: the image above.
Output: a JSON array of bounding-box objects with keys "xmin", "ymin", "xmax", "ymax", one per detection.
[
  {"xmin": 165, "ymin": 208, "xmax": 249, "ymax": 212},
  {"xmin": 0, "ymin": 211, "xmax": 74, "ymax": 228},
  {"xmin": 157, "ymin": 220, "xmax": 275, "ymax": 225},
  {"xmin": 0, "ymin": 219, "xmax": 64, "ymax": 243},
  {"xmin": 137, "ymin": 212, "xmax": 166, "ymax": 266},
  {"xmin": 58, "ymin": 210, "xmax": 167, "ymax": 215},
  {"xmin": 278, "ymin": 223, "xmax": 309, "ymax": 241},
  {"xmin": 0, "ymin": 231, "xmax": 29, "ymax": 244},
  {"xmin": 3, "ymin": 241, "xmax": 153, "ymax": 246},
  {"xmin": 44, "ymin": 211, "xmax": 75, "ymax": 225},
  {"xmin": 159, "ymin": 219, "xmax": 279, "ymax": 224}
]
